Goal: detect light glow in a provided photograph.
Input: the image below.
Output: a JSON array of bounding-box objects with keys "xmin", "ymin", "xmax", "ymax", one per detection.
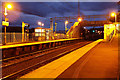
[
  {"xmin": 35, "ymin": 29, "xmax": 45, "ymax": 32},
  {"xmin": 42, "ymin": 23, "xmax": 44, "ymax": 26},
  {"xmin": 65, "ymin": 21, "xmax": 68, "ymax": 24},
  {"xmin": 6, "ymin": 4, "xmax": 12, "ymax": 9},
  {"xmin": 38, "ymin": 22, "xmax": 42, "ymax": 25},
  {"xmin": 111, "ymin": 12, "xmax": 116, "ymax": 17},
  {"xmin": 4, "ymin": 12, "xmax": 8, "ymax": 16},
  {"xmin": 78, "ymin": 18, "xmax": 82, "ymax": 22}
]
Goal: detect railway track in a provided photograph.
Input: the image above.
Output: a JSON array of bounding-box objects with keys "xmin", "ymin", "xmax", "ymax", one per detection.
[
  {"xmin": 1, "ymin": 40, "xmax": 81, "ymax": 67},
  {"xmin": 1, "ymin": 41, "xmax": 92, "ymax": 79}
]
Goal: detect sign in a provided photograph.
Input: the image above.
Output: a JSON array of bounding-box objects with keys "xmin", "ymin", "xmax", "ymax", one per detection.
[
  {"xmin": 2, "ymin": 21, "xmax": 9, "ymax": 26},
  {"xmin": 22, "ymin": 22, "xmax": 25, "ymax": 27},
  {"xmin": 104, "ymin": 24, "xmax": 116, "ymax": 41},
  {"xmin": 22, "ymin": 22, "xmax": 29, "ymax": 27}
]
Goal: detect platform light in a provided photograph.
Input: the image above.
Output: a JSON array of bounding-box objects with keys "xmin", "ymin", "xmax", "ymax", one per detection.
[
  {"xmin": 78, "ymin": 18, "xmax": 82, "ymax": 22},
  {"xmin": 6, "ymin": 4, "xmax": 12, "ymax": 9},
  {"xmin": 111, "ymin": 12, "xmax": 117, "ymax": 22},
  {"xmin": 111, "ymin": 12, "xmax": 116, "ymax": 17},
  {"xmin": 65, "ymin": 21, "xmax": 68, "ymax": 33},
  {"xmin": 65, "ymin": 21, "xmax": 68, "ymax": 24}
]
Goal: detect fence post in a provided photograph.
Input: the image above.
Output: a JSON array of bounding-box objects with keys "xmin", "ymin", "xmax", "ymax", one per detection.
[
  {"xmin": 13, "ymin": 32, "xmax": 15, "ymax": 42},
  {"xmin": 22, "ymin": 22, "xmax": 25, "ymax": 42}
]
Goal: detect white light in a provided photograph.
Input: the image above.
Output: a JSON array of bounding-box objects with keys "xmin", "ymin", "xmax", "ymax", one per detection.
[
  {"xmin": 41, "ymin": 29, "xmax": 45, "ymax": 32},
  {"xmin": 38, "ymin": 22, "xmax": 42, "ymax": 25},
  {"xmin": 4, "ymin": 13, "xmax": 8, "ymax": 16},
  {"xmin": 35, "ymin": 29, "xmax": 41, "ymax": 32},
  {"xmin": 84, "ymin": 27, "xmax": 86, "ymax": 29},
  {"xmin": 42, "ymin": 23, "xmax": 44, "ymax": 26}
]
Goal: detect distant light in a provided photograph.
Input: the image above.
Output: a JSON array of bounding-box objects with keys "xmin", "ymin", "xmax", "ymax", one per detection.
[
  {"xmin": 42, "ymin": 23, "xmax": 44, "ymax": 26},
  {"xmin": 35, "ymin": 29, "xmax": 41, "ymax": 32},
  {"xmin": 93, "ymin": 30, "xmax": 95, "ymax": 32},
  {"xmin": 38, "ymin": 22, "xmax": 42, "ymax": 25},
  {"xmin": 78, "ymin": 18, "xmax": 82, "ymax": 22},
  {"xmin": 111, "ymin": 12, "xmax": 116, "ymax": 17}
]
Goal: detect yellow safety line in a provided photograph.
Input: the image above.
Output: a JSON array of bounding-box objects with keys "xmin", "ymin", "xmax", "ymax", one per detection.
[
  {"xmin": 1, "ymin": 38, "xmax": 78, "ymax": 49},
  {"xmin": 20, "ymin": 39, "xmax": 103, "ymax": 78}
]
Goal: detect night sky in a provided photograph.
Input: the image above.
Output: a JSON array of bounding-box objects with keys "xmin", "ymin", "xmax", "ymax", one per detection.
[{"xmin": 2, "ymin": 2, "xmax": 118, "ymax": 30}]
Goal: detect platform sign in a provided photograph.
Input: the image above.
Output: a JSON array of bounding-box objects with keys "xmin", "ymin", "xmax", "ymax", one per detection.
[
  {"xmin": 104, "ymin": 24, "xmax": 116, "ymax": 41},
  {"xmin": 22, "ymin": 22, "xmax": 29, "ymax": 27},
  {"xmin": 2, "ymin": 21, "xmax": 9, "ymax": 26}
]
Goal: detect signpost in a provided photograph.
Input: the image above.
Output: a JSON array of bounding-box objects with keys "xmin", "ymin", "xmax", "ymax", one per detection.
[
  {"xmin": 22, "ymin": 22, "xmax": 25, "ymax": 42},
  {"xmin": 22, "ymin": 22, "xmax": 29, "ymax": 42},
  {"xmin": 2, "ymin": 21, "xmax": 9, "ymax": 26},
  {"xmin": 2, "ymin": 21, "xmax": 9, "ymax": 45}
]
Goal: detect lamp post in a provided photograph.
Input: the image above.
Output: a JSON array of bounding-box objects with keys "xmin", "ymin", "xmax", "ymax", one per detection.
[
  {"xmin": 111, "ymin": 12, "xmax": 117, "ymax": 22},
  {"xmin": 55, "ymin": 22, "xmax": 57, "ymax": 33},
  {"xmin": 4, "ymin": 4, "xmax": 12, "ymax": 45},
  {"xmin": 111, "ymin": 12, "xmax": 117, "ymax": 35},
  {"xmin": 65, "ymin": 21, "xmax": 68, "ymax": 34}
]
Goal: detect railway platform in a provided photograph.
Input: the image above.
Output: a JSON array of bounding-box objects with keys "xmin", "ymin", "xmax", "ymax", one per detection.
[
  {"xmin": 20, "ymin": 34, "xmax": 118, "ymax": 79},
  {"xmin": 1, "ymin": 38, "xmax": 79, "ymax": 59},
  {"xmin": 1, "ymin": 38, "xmax": 78, "ymax": 49},
  {"xmin": 58, "ymin": 34, "xmax": 118, "ymax": 79}
]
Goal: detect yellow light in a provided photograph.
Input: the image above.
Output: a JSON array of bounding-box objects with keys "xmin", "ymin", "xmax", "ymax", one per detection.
[
  {"xmin": 78, "ymin": 18, "xmax": 82, "ymax": 22},
  {"xmin": 65, "ymin": 21, "xmax": 68, "ymax": 24},
  {"xmin": 111, "ymin": 12, "xmax": 116, "ymax": 17},
  {"xmin": 6, "ymin": 4, "xmax": 12, "ymax": 9}
]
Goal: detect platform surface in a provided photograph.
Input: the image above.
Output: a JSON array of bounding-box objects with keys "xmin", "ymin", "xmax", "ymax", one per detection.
[
  {"xmin": 1, "ymin": 38, "xmax": 77, "ymax": 49},
  {"xmin": 58, "ymin": 34, "xmax": 118, "ymax": 78},
  {"xmin": 20, "ymin": 39, "xmax": 103, "ymax": 78}
]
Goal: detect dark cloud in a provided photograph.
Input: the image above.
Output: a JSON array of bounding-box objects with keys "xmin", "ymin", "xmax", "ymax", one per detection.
[
  {"xmin": 2, "ymin": 2, "xmax": 118, "ymax": 17},
  {"xmin": 80, "ymin": 2, "xmax": 117, "ymax": 11},
  {"xmin": 15, "ymin": 2, "xmax": 117, "ymax": 17},
  {"xmin": 2, "ymin": 2, "xmax": 118, "ymax": 30}
]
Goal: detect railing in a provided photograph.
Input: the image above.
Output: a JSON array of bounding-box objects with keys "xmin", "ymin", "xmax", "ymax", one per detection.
[{"xmin": 1, "ymin": 32, "xmax": 67, "ymax": 45}]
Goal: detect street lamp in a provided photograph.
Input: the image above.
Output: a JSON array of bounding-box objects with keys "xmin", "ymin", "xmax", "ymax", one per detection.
[
  {"xmin": 78, "ymin": 17, "xmax": 82, "ymax": 22},
  {"xmin": 111, "ymin": 12, "xmax": 117, "ymax": 35},
  {"xmin": 4, "ymin": 3, "xmax": 12, "ymax": 45},
  {"xmin": 111, "ymin": 12, "xmax": 117, "ymax": 22},
  {"xmin": 65, "ymin": 21, "xmax": 68, "ymax": 33},
  {"xmin": 6, "ymin": 4, "xmax": 12, "ymax": 9}
]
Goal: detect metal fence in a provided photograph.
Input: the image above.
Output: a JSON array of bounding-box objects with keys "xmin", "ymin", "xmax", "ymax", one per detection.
[{"xmin": 1, "ymin": 32, "xmax": 66, "ymax": 45}]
